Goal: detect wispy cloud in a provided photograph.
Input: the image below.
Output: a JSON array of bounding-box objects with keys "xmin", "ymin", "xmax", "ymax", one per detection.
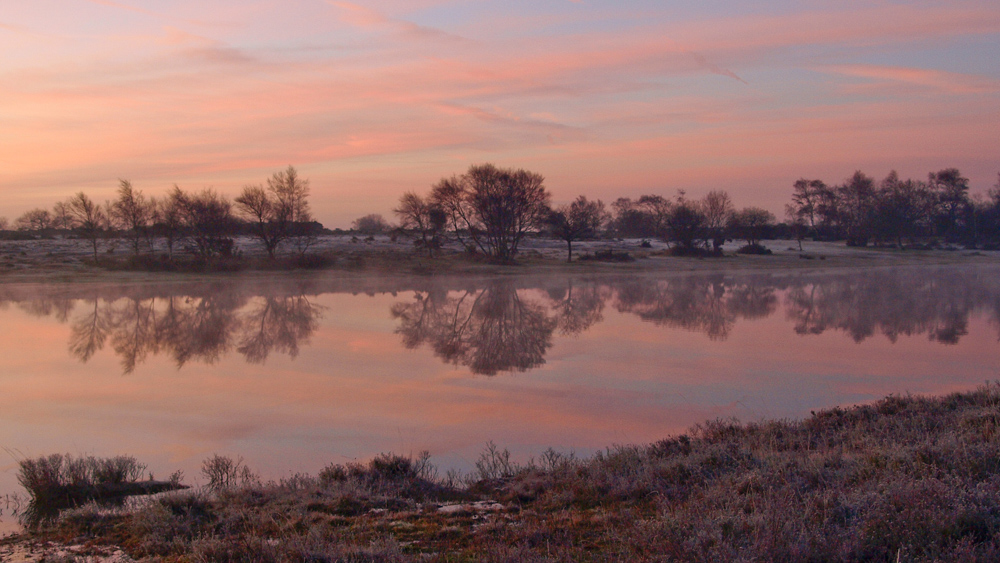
[
  {"xmin": 818, "ymin": 64, "xmax": 999, "ymax": 95},
  {"xmin": 327, "ymin": 1, "xmax": 469, "ymax": 43},
  {"xmin": 0, "ymin": 1, "xmax": 997, "ymax": 225}
]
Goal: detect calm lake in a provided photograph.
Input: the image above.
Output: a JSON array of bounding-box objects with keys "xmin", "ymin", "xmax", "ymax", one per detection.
[{"xmin": 2, "ymin": 264, "xmax": 998, "ymax": 531}]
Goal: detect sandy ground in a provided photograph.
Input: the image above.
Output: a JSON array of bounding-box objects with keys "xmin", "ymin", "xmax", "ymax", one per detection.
[
  {"xmin": 0, "ymin": 234, "xmax": 995, "ymax": 286},
  {"xmin": 0, "ymin": 538, "xmax": 134, "ymax": 562}
]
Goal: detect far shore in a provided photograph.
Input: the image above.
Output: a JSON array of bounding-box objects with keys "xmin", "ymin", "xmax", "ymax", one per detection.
[{"xmin": 0, "ymin": 235, "xmax": 996, "ymax": 286}]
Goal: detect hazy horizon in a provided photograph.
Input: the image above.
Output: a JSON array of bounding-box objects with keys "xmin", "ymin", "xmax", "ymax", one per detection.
[{"xmin": 2, "ymin": 0, "xmax": 998, "ymax": 228}]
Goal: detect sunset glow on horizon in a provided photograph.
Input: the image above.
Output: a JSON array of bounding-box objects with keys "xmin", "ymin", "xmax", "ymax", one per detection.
[{"xmin": 1, "ymin": 0, "xmax": 998, "ymax": 228}]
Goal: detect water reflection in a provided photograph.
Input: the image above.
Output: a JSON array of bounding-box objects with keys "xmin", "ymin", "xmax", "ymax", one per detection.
[
  {"xmin": 3, "ymin": 266, "xmax": 999, "ymax": 375},
  {"xmin": 391, "ymin": 267, "xmax": 1000, "ymax": 374},
  {"xmin": 613, "ymin": 275, "xmax": 777, "ymax": 341},
  {"xmin": 7, "ymin": 284, "xmax": 324, "ymax": 373},
  {"xmin": 783, "ymin": 269, "xmax": 991, "ymax": 344},
  {"xmin": 391, "ymin": 281, "xmax": 558, "ymax": 376}
]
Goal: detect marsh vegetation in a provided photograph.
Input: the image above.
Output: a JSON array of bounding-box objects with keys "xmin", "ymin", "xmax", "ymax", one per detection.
[{"xmin": 13, "ymin": 385, "xmax": 1000, "ymax": 561}]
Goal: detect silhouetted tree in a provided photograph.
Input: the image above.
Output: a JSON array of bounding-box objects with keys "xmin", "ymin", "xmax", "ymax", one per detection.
[
  {"xmin": 431, "ymin": 163, "xmax": 551, "ymax": 262},
  {"xmin": 15, "ymin": 208, "xmax": 52, "ymax": 232},
  {"xmin": 395, "ymin": 192, "xmax": 447, "ymax": 256},
  {"xmin": 838, "ymin": 171, "xmax": 876, "ymax": 246},
  {"xmin": 111, "ymin": 180, "xmax": 156, "ymax": 255},
  {"xmin": 67, "ymin": 192, "xmax": 107, "ymax": 261},
  {"xmin": 609, "ymin": 197, "xmax": 658, "ymax": 238},
  {"xmin": 156, "ymin": 186, "xmax": 186, "ymax": 258},
  {"xmin": 546, "ymin": 196, "xmax": 608, "ymax": 261},
  {"xmin": 51, "ymin": 202, "xmax": 73, "ymax": 230},
  {"xmin": 665, "ymin": 192, "xmax": 706, "ymax": 252},
  {"xmin": 702, "ymin": 190, "xmax": 734, "ymax": 251},
  {"xmin": 352, "ymin": 214, "xmax": 391, "ymax": 235},
  {"xmin": 181, "ymin": 189, "xmax": 236, "ymax": 259},
  {"xmin": 871, "ymin": 171, "xmax": 932, "ymax": 247},
  {"xmin": 728, "ymin": 207, "xmax": 775, "ymax": 249},
  {"xmin": 789, "ymin": 179, "xmax": 824, "ymax": 229},
  {"xmin": 929, "ymin": 168, "xmax": 970, "ymax": 239},
  {"xmin": 235, "ymin": 166, "xmax": 311, "ymax": 259},
  {"xmin": 813, "ymin": 181, "xmax": 841, "ymax": 239}
]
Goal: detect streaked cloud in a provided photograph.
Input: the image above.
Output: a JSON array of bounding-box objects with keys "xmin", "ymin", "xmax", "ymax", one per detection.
[
  {"xmin": 0, "ymin": 1, "xmax": 997, "ymax": 226},
  {"xmin": 819, "ymin": 64, "xmax": 999, "ymax": 95}
]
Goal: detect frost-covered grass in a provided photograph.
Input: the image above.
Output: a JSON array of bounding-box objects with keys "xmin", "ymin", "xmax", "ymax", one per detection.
[{"xmin": 19, "ymin": 384, "xmax": 1000, "ymax": 561}]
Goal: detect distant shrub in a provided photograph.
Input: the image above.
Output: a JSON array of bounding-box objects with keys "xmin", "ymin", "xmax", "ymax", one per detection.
[
  {"xmin": 667, "ymin": 246, "xmax": 722, "ymax": 257},
  {"xmin": 736, "ymin": 243, "xmax": 772, "ymax": 255},
  {"xmin": 578, "ymin": 249, "xmax": 635, "ymax": 262},
  {"xmin": 201, "ymin": 454, "xmax": 258, "ymax": 492}
]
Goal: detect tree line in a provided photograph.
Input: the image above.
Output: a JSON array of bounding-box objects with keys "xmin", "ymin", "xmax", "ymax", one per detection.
[
  {"xmin": 785, "ymin": 169, "xmax": 1000, "ymax": 248},
  {"xmin": 7, "ymin": 163, "xmax": 1000, "ymax": 265},
  {"xmin": 392, "ymin": 163, "xmax": 782, "ymax": 261},
  {"xmin": 4, "ymin": 166, "xmax": 320, "ymax": 263}
]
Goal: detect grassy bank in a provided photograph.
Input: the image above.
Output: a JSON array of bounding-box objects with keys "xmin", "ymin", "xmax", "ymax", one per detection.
[{"xmin": 10, "ymin": 384, "xmax": 1000, "ymax": 561}]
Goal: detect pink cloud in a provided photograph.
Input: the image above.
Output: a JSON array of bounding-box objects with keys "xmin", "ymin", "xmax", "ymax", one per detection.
[{"xmin": 818, "ymin": 64, "xmax": 999, "ymax": 95}]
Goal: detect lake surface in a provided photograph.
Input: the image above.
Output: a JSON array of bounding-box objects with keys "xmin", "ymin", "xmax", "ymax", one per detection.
[{"xmin": 1, "ymin": 264, "xmax": 998, "ymax": 531}]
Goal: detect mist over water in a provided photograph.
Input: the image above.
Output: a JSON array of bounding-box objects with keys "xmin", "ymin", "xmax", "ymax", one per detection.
[{"xmin": 1, "ymin": 265, "xmax": 998, "ymax": 532}]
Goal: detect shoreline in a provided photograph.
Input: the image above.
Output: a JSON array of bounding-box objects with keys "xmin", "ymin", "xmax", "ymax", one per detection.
[
  {"xmin": 0, "ymin": 235, "xmax": 996, "ymax": 287},
  {"xmin": 5, "ymin": 384, "xmax": 1000, "ymax": 561}
]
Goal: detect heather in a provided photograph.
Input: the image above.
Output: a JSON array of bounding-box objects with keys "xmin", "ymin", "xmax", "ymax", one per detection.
[{"xmin": 11, "ymin": 384, "xmax": 1000, "ymax": 561}]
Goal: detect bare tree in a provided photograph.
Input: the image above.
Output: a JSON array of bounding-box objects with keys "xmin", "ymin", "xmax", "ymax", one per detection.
[
  {"xmin": 702, "ymin": 190, "xmax": 734, "ymax": 252},
  {"xmin": 51, "ymin": 202, "xmax": 74, "ymax": 230},
  {"xmin": 235, "ymin": 166, "xmax": 312, "ymax": 258},
  {"xmin": 785, "ymin": 204, "xmax": 808, "ymax": 251},
  {"xmin": 664, "ymin": 191, "xmax": 706, "ymax": 252},
  {"xmin": 431, "ymin": 163, "xmax": 551, "ymax": 262},
  {"xmin": 789, "ymin": 179, "xmax": 824, "ymax": 229},
  {"xmin": 637, "ymin": 195, "xmax": 672, "ymax": 236},
  {"xmin": 181, "ymin": 189, "xmax": 236, "ymax": 259},
  {"xmin": 156, "ymin": 186, "xmax": 187, "ymax": 258},
  {"xmin": 872, "ymin": 171, "xmax": 932, "ymax": 247},
  {"xmin": 395, "ymin": 192, "xmax": 447, "ymax": 257},
  {"xmin": 0, "ymin": 217, "xmax": 8, "ymax": 231},
  {"xmin": 15, "ymin": 209, "xmax": 52, "ymax": 232},
  {"xmin": 728, "ymin": 207, "xmax": 775, "ymax": 249},
  {"xmin": 111, "ymin": 180, "xmax": 156, "ymax": 255},
  {"xmin": 838, "ymin": 171, "xmax": 877, "ymax": 246},
  {"xmin": 68, "ymin": 192, "xmax": 107, "ymax": 261},
  {"xmin": 546, "ymin": 196, "xmax": 609, "ymax": 262}
]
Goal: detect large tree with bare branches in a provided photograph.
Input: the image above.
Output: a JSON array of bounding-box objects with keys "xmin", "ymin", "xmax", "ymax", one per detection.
[{"xmin": 431, "ymin": 163, "xmax": 551, "ymax": 262}]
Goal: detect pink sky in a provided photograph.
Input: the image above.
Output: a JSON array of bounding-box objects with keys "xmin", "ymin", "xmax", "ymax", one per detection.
[{"xmin": 1, "ymin": 0, "xmax": 998, "ymax": 227}]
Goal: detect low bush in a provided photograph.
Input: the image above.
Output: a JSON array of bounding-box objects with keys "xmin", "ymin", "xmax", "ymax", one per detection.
[
  {"xmin": 578, "ymin": 249, "xmax": 635, "ymax": 262},
  {"xmin": 16, "ymin": 454, "xmax": 185, "ymax": 528},
  {"xmin": 736, "ymin": 243, "xmax": 772, "ymax": 255}
]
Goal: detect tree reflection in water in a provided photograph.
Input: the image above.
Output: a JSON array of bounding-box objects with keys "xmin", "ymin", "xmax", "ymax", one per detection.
[
  {"xmin": 783, "ymin": 268, "xmax": 990, "ymax": 344},
  {"xmin": 392, "ymin": 268, "xmax": 1000, "ymax": 375},
  {"xmin": 61, "ymin": 289, "xmax": 322, "ymax": 373},
  {"xmin": 613, "ymin": 275, "xmax": 777, "ymax": 341},
  {"xmin": 391, "ymin": 282, "xmax": 558, "ymax": 375},
  {"xmin": 2, "ymin": 266, "xmax": 997, "ymax": 375}
]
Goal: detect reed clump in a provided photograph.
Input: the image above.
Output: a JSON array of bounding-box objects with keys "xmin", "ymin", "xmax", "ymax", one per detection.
[{"xmin": 19, "ymin": 383, "xmax": 1000, "ymax": 561}]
